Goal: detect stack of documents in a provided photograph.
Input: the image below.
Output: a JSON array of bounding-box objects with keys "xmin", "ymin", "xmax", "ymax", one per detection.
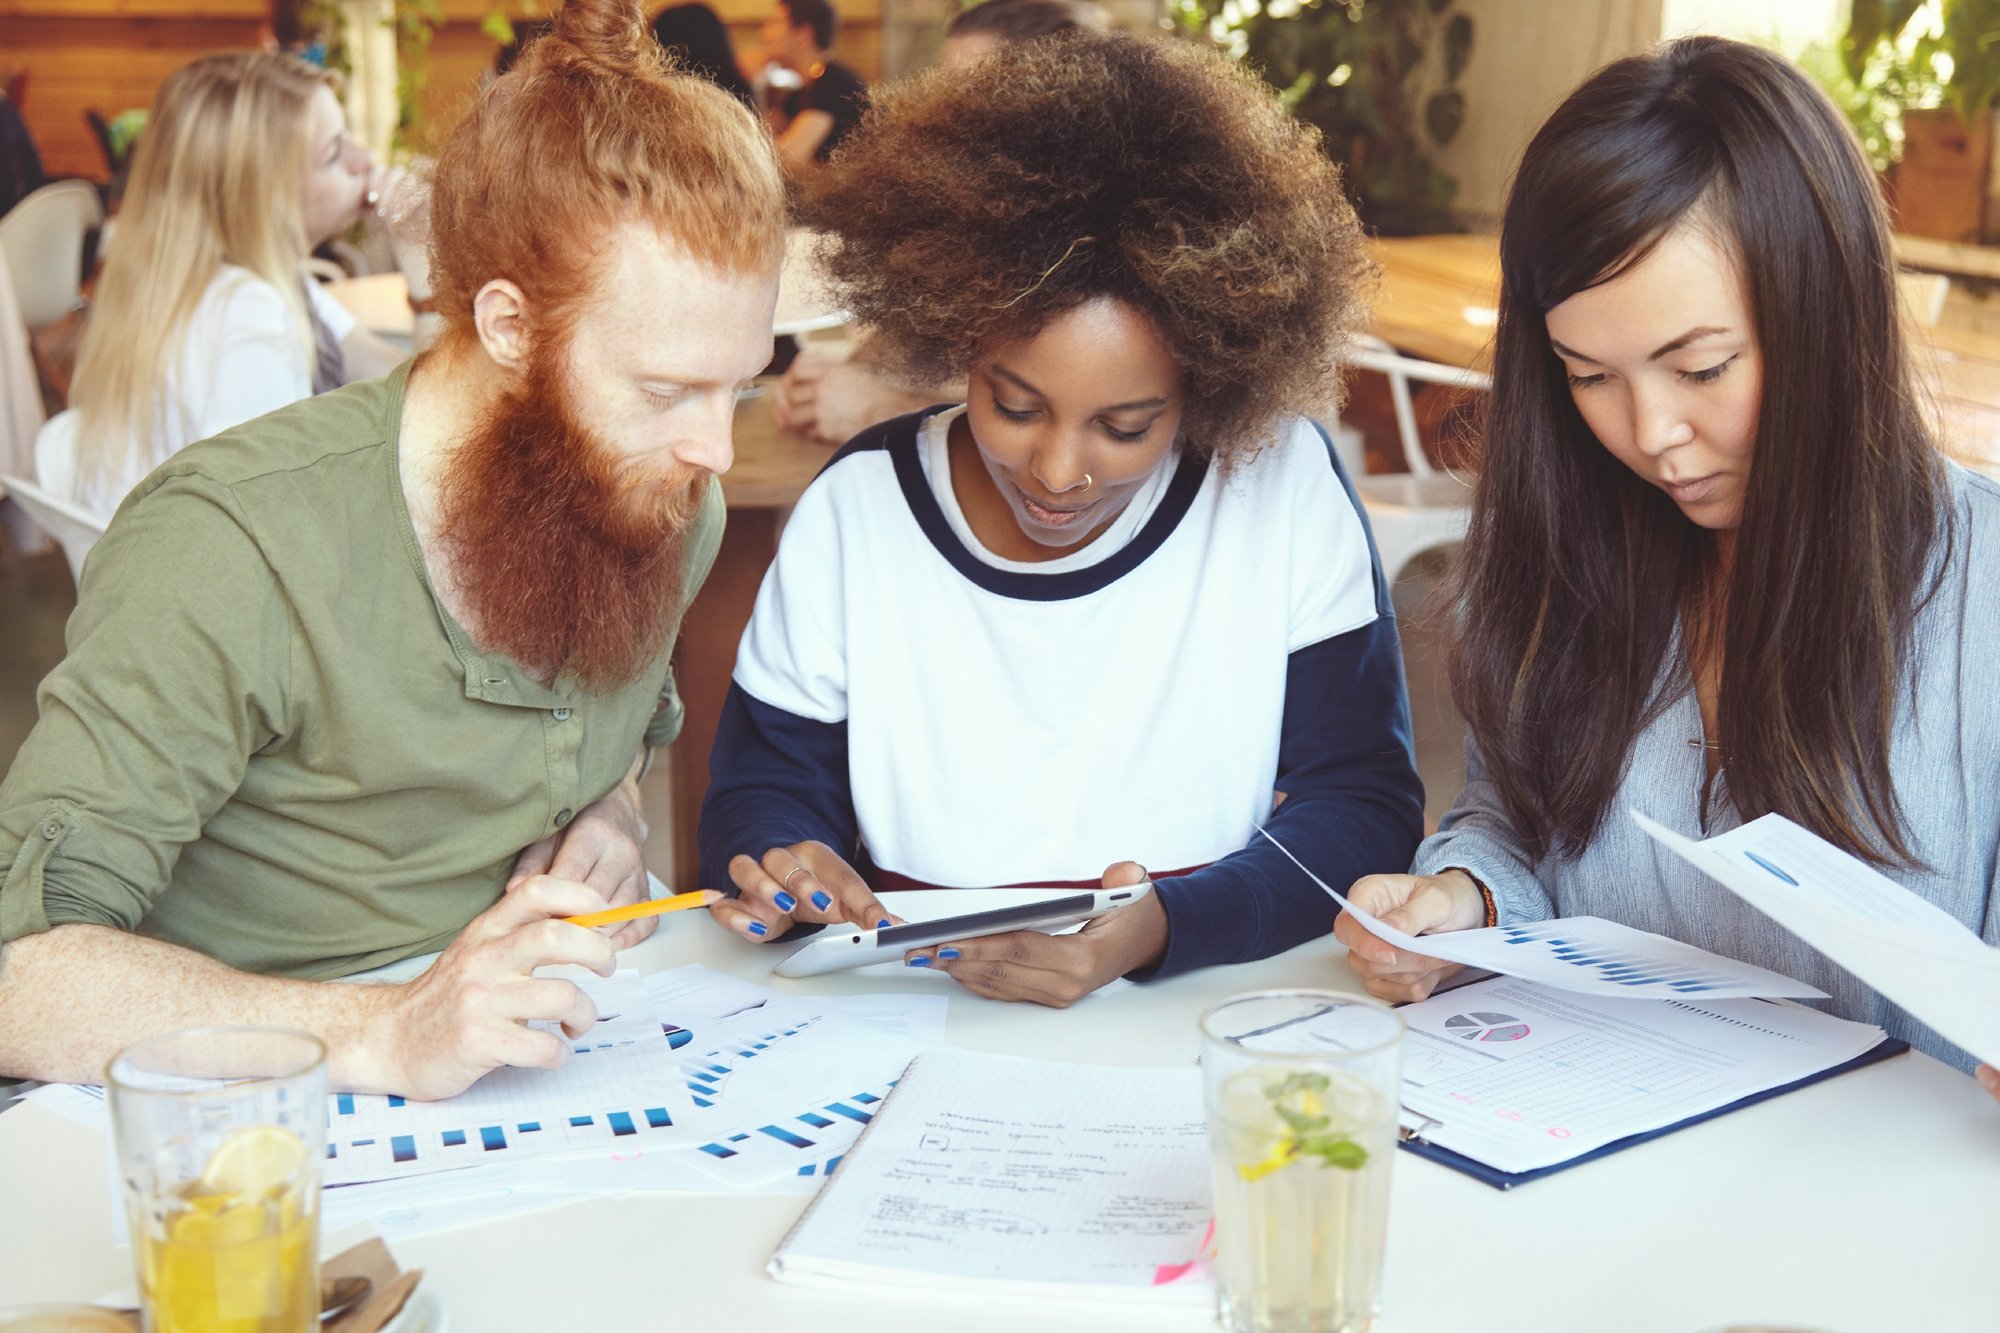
[
  {"xmin": 1392, "ymin": 975, "xmax": 1892, "ymax": 1183},
  {"xmin": 27, "ymin": 965, "xmax": 946, "ymax": 1240}
]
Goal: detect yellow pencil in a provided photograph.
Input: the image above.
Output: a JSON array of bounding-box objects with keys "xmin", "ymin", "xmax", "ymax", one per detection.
[{"xmin": 564, "ymin": 889, "xmax": 720, "ymax": 929}]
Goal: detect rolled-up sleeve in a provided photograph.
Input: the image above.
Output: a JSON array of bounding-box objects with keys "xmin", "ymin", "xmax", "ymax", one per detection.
[{"xmin": 0, "ymin": 476, "xmax": 291, "ymax": 943}]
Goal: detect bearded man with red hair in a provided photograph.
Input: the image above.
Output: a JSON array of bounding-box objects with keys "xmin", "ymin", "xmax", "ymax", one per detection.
[{"xmin": 0, "ymin": 0, "xmax": 786, "ymax": 1099}]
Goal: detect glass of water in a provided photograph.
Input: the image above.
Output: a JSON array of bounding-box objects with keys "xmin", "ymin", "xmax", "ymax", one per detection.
[{"xmin": 1199, "ymin": 990, "xmax": 1404, "ymax": 1333}]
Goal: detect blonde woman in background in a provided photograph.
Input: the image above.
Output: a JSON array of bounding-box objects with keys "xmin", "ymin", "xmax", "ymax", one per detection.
[{"xmin": 36, "ymin": 52, "xmax": 405, "ymax": 519}]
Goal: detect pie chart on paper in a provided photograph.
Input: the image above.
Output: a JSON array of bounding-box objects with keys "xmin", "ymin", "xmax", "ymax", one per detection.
[{"xmin": 1444, "ymin": 1011, "xmax": 1531, "ymax": 1043}]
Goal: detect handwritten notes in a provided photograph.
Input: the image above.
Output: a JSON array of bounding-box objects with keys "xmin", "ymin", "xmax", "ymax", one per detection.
[{"xmin": 769, "ymin": 1049, "xmax": 1212, "ymax": 1301}]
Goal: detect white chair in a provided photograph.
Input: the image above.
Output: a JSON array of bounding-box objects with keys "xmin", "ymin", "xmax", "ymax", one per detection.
[
  {"xmin": 1343, "ymin": 335, "xmax": 1490, "ymax": 586},
  {"xmin": 0, "ymin": 473, "xmax": 106, "ymax": 586},
  {"xmin": 0, "ymin": 180, "xmax": 102, "ymax": 330}
]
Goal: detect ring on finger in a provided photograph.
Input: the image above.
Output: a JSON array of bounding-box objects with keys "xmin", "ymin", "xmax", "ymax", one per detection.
[{"xmin": 782, "ymin": 865, "xmax": 811, "ymax": 892}]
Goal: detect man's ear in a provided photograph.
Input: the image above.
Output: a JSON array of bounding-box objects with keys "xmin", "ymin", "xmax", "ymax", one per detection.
[{"xmin": 472, "ymin": 279, "xmax": 531, "ymax": 373}]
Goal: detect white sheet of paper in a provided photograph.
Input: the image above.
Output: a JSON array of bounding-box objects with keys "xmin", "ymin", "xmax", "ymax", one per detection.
[
  {"xmin": 324, "ymin": 969, "xmax": 699, "ymax": 1184},
  {"xmin": 768, "ymin": 1048, "xmax": 1212, "ymax": 1301},
  {"xmin": 1395, "ymin": 975, "xmax": 1886, "ymax": 1174},
  {"xmin": 1257, "ymin": 827, "xmax": 1825, "ymax": 999},
  {"xmin": 1634, "ymin": 810, "xmax": 2000, "ymax": 1066}
]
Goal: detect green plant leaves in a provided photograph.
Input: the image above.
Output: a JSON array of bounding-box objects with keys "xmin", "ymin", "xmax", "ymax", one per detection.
[
  {"xmin": 1443, "ymin": 13, "xmax": 1473, "ymax": 82},
  {"xmin": 1425, "ymin": 89, "xmax": 1465, "ymax": 144}
]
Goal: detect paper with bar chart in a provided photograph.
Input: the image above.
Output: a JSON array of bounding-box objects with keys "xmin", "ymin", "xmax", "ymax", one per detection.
[
  {"xmin": 1257, "ymin": 826, "xmax": 1825, "ymax": 999},
  {"xmin": 325, "ymin": 970, "xmax": 699, "ymax": 1184}
]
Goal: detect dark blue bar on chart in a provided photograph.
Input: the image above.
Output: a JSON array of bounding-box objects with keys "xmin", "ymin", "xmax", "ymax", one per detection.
[
  {"xmin": 442, "ymin": 1130, "xmax": 466, "ymax": 1147},
  {"xmin": 608, "ymin": 1111, "xmax": 636, "ymax": 1136},
  {"xmin": 480, "ymin": 1125, "xmax": 507, "ymax": 1151},
  {"xmin": 391, "ymin": 1135, "xmax": 417, "ymax": 1164}
]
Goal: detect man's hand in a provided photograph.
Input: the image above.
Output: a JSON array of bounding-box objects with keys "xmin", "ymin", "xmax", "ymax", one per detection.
[
  {"xmin": 372, "ymin": 876, "xmax": 618, "ymax": 1100},
  {"xmin": 1979, "ymin": 1066, "xmax": 2000, "ymax": 1104},
  {"xmin": 771, "ymin": 348, "xmax": 922, "ymax": 446},
  {"xmin": 903, "ymin": 862, "xmax": 1164, "ymax": 1008},
  {"xmin": 712, "ymin": 840, "xmax": 897, "ymax": 940},
  {"xmin": 1331, "ymin": 870, "xmax": 1488, "ymax": 1003},
  {"xmin": 509, "ymin": 779, "xmax": 653, "ymax": 949}
]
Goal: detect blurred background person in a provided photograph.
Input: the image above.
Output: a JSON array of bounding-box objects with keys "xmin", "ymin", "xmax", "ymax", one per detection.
[
  {"xmin": 772, "ymin": 0, "xmax": 1107, "ymax": 445},
  {"xmin": 938, "ymin": 0, "xmax": 1104, "ymax": 69},
  {"xmin": 654, "ymin": 2, "xmax": 756, "ymax": 106},
  {"xmin": 35, "ymin": 52, "xmax": 404, "ymax": 519},
  {"xmin": 758, "ymin": 0, "xmax": 867, "ymax": 176}
]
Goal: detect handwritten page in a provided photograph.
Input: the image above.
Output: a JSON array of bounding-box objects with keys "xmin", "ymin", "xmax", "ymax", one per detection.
[
  {"xmin": 1257, "ymin": 827, "xmax": 1825, "ymax": 999},
  {"xmin": 769, "ymin": 1049, "xmax": 1212, "ymax": 1302},
  {"xmin": 1635, "ymin": 810, "xmax": 2000, "ymax": 1066},
  {"xmin": 1396, "ymin": 976, "xmax": 1886, "ymax": 1174}
]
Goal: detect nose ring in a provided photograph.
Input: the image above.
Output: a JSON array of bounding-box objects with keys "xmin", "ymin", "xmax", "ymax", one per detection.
[{"xmin": 1050, "ymin": 473, "xmax": 1092, "ymax": 495}]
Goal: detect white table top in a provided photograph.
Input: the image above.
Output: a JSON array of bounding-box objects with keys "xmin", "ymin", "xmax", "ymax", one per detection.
[{"xmin": 3, "ymin": 892, "xmax": 1995, "ymax": 1332}]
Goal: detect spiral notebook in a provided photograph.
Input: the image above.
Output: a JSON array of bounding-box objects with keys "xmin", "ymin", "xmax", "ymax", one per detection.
[{"xmin": 766, "ymin": 1048, "xmax": 1214, "ymax": 1302}]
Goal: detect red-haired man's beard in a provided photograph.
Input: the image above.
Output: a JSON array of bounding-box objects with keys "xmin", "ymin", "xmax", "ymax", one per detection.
[{"xmin": 436, "ymin": 351, "xmax": 707, "ymax": 690}]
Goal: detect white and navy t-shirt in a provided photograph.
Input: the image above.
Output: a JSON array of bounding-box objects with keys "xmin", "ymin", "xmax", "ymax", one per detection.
[{"xmin": 699, "ymin": 407, "xmax": 1423, "ymax": 976}]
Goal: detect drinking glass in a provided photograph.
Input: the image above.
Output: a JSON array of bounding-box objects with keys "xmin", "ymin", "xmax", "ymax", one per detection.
[
  {"xmin": 106, "ymin": 1028, "xmax": 328, "ymax": 1333},
  {"xmin": 1199, "ymin": 991, "xmax": 1405, "ymax": 1333}
]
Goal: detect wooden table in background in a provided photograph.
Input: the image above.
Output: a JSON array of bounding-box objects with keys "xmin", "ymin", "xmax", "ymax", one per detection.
[
  {"xmin": 669, "ymin": 392, "xmax": 831, "ymax": 889},
  {"xmin": 1365, "ymin": 234, "xmax": 2000, "ymax": 475}
]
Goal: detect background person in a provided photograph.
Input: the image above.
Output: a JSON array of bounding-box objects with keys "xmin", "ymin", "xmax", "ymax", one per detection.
[
  {"xmin": 701, "ymin": 32, "xmax": 1423, "ymax": 1007},
  {"xmin": 1332, "ymin": 38, "xmax": 2000, "ymax": 1094},
  {"xmin": 653, "ymin": 2, "xmax": 756, "ymax": 106},
  {"xmin": 35, "ymin": 52, "xmax": 404, "ymax": 519},
  {"xmin": 771, "ymin": 0, "xmax": 1107, "ymax": 446},
  {"xmin": 758, "ymin": 0, "xmax": 867, "ymax": 175}
]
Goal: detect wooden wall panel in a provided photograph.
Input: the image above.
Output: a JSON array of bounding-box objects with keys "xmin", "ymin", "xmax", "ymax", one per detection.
[
  {"xmin": 2, "ymin": 0, "xmax": 885, "ymax": 179},
  {"xmin": 0, "ymin": 9, "xmax": 265, "ymax": 178}
]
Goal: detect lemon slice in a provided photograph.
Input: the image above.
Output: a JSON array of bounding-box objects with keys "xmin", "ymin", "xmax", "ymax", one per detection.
[{"xmin": 197, "ymin": 1125, "xmax": 306, "ymax": 1197}]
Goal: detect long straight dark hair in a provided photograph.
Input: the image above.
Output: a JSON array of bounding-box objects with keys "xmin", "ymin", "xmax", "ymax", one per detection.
[{"xmin": 1450, "ymin": 36, "xmax": 1947, "ymax": 868}]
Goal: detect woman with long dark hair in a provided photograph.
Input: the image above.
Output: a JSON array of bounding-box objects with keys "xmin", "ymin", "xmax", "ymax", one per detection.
[{"xmin": 1336, "ymin": 37, "xmax": 2000, "ymax": 1088}]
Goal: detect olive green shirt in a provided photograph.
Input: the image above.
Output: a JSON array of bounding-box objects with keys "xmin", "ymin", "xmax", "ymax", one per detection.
[{"xmin": 0, "ymin": 366, "xmax": 724, "ymax": 979}]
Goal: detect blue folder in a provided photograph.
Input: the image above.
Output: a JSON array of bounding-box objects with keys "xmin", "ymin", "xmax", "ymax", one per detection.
[{"xmin": 1396, "ymin": 1037, "xmax": 1910, "ymax": 1190}]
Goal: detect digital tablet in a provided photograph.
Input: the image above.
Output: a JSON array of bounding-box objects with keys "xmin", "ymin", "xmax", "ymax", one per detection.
[{"xmin": 771, "ymin": 883, "xmax": 1153, "ymax": 978}]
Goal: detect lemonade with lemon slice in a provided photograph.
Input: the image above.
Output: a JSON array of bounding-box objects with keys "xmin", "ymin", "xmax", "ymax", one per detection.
[
  {"xmin": 136, "ymin": 1124, "xmax": 319, "ymax": 1333},
  {"xmin": 1200, "ymin": 991, "xmax": 1403, "ymax": 1333},
  {"xmin": 1208, "ymin": 1066, "xmax": 1395, "ymax": 1333},
  {"xmin": 107, "ymin": 1029, "xmax": 327, "ymax": 1333}
]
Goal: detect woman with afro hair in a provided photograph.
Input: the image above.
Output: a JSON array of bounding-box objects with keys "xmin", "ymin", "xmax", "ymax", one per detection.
[{"xmin": 696, "ymin": 31, "xmax": 1424, "ymax": 1004}]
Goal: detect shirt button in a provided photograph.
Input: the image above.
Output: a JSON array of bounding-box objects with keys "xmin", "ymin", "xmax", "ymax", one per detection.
[
  {"xmin": 40, "ymin": 819, "xmax": 62, "ymax": 840},
  {"xmin": 554, "ymin": 808, "xmax": 574, "ymax": 828},
  {"xmin": 552, "ymin": 707, "xmax": 572, "ymax": 722}
]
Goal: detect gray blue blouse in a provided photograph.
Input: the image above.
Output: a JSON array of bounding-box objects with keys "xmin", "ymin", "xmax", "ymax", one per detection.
[{"xmin": 1412, "ymin": 462, "xmax": 2000, "ymax": 1069}]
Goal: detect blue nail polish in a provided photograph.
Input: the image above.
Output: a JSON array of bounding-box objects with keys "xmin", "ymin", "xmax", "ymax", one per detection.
[
  {"xmin": 774, "ymin": 891, "xmax": 797, "ymax": 912},
  {"xmin": 747, "ymin": 921, "xmax": 768, "ymax": 937},
  {"xmin": 906, "ymin": 956, "xmax": 931, "ymax": 968},
  {"xmin": 938, "ymin": 948, "xmax": 960, "ymax": 960},
  {"xmin": 876, "ymin": 918, "xmax": 893, "ymax": 929},
  {"xmin": 811, "ymin": 890, "xmax": 833, "ymax": 910}
]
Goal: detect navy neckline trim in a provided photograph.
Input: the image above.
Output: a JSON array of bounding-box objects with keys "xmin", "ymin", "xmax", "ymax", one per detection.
[{"xmin": 859, "ymin": 406, "xmax": 1210, "ymax": 603}]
